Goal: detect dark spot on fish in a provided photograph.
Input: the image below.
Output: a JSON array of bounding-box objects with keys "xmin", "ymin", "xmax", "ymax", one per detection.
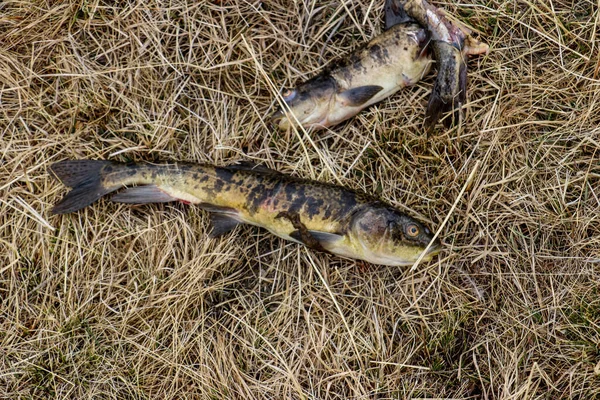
[
  {"xmin": 199, "ymin": 175, "xmax": 209, "ymax": 183},
  {"xmin": 245, "ymin": 182, "xmax": 270, "ymax": 214},
  {"xmin": 283, "ymin": 182, "xmax": 297, "ymax": 200},
  {"xmin": 215, "ymin": 168, "xmax": 234, "ymax": 182},
  {"xmin": 352, "ymin": 61, "xmax": 364, "ymax": 72},
  {"xmin": 104, "ymin": 165, "xmax": 113, "ymax": 173},
  {"xmin": 303, "ymin": 196, "xmax": 325, "ymax": 218},
  {"xmin": 290, "ymin": 196, "xmax": 305, "ymax": 213},
  {"xmin": 369, "ymin": 43, "xmax": 391, "ymax": 67},
  {"xmin": 193, "ymin": 173, "xmax": 199, "ymax": 179},
  {"xmin": 404, "ymin": 47, "xmax": 408, "ymax": 51}
]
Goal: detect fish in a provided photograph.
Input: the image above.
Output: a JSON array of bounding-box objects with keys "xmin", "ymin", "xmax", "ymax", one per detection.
[
  {"xmin": 49, "ymin": 159, "xmax": 442, "ymax": 266},
  {"xmin": 270, "ymin": 0, "xmax": 488, "ymax": 133},
  {"xmin": 390, "ymin": 0, "xmax": 489, "ymax": 132}
]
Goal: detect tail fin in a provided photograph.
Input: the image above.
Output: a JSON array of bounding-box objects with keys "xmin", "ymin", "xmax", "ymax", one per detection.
[
  {"xmin": 49, "ymin": 160, "xmax": 117, "ymax": 215},
  {"xmin": 384, "ymin": 0, "xmax": 414, "ymax": 29},
  {"xmin": 423, "ymin": 41, "xmax": 467, "ymax": 135}
]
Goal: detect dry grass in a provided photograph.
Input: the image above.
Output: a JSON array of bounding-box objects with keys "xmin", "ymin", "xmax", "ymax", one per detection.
[{"xmin": 1, "ymin": 0, "xmax": 599, "ymax": 398}]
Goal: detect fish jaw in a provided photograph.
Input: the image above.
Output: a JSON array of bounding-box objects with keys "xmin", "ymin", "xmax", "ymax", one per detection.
[
  {"xmin": 270, "ymin": 75, "xmax": 337, "ymax": 131},
  {"xmin": 337, "ymin": 205, "xmax": 441, "ymax": 266},
  {"xmin": 321, "ymin": 233, "xmax": 440, "ymax": 266},
  {"xmin": 270, "ymin": 95, "xmax": 334, "ymax": 131}
]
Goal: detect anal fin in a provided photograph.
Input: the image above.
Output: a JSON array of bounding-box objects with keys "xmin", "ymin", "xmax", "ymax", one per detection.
[
  {"xmin": 111, "ymin": 185, "xmax": 177, "ymax": 204},
  {"xmin": 209, "ymin": 213, "xmax": 242, "ymax": 237}
]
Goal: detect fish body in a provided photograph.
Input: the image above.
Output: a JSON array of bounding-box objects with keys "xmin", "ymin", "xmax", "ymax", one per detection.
[
  {"xmin": 50, "ymin": 160, "xmax": 441, "ymax": 266},
  {"xmin": 271, "ymin": 23, "xmax": 432, "ymax": 131},
  {"xmin": 271, "ymin": 0, "xmax": 488, "ymax": 133}
]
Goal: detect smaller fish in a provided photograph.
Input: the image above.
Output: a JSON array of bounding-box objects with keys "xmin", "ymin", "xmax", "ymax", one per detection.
[
  {"xmin": 271, "ymin": 22, "xmax": 433, "ymax": 131},
  {"xmin": 270, "ymin": 0, "xmax": 487, "ymax": 133},
  {"xmin": 49, "ymin": 159, "xmax": 441, "ymax": 266}
]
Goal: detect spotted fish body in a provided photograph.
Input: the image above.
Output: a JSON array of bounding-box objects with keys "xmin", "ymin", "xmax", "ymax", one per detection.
[
  {"xmin": 50, "ymin": 160, "xmax": 441, "ymax": 266},
  {"xmin": 271, "ymin": 23, "xmax": 433, "ymax": 130}
]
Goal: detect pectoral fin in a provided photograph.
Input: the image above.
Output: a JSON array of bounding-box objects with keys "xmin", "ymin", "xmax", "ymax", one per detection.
[
  {"xmin": 308, "ymin": 231, "xmax": 344, "ymax": 246},
  {"xmin": 424, "ymin": 41, "xmax": 467, "ymax": 134},
  {"xmin": 338, "ymin": 85, "xmax": 384, "ymax": 107}
]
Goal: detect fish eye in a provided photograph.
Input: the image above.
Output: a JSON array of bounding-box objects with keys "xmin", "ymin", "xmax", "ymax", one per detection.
[
  {"xmin": 282, "ymin": 89, "xmax": 296, "ymax": 101},
  {"xmin": 406, "ymin": 224, "xmax": 420, "ymax": 237}
]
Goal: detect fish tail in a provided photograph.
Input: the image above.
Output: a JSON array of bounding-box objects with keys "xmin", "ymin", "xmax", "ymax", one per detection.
[
  {"xmin": 384, "ymin": 0, "xmax": 414, "ymax": 29},
  {"xmin": 49, "ymin": 160, "xmax": 118, "ymax": 215},
  {"xmin": 424, "ymin": 41, "xmax": 467, "ymax": 134}
]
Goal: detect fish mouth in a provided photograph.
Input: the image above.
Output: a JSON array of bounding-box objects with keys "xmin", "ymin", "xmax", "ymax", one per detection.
[
  {"xmin": 425, "ymin": 238, "xmax": 442, "ymax": 256},
  {"xmin": 269, "ymin": 109, "xmax": 287, "ymax": 130}
]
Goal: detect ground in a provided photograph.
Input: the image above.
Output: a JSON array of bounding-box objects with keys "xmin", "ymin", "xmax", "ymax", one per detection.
[{"xmin": 1, "ymin": 0, "xmax": 599, "ymax": 399}]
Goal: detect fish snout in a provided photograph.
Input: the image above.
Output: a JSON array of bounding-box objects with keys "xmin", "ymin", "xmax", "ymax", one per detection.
[
  {"xmin": 426, "ymin": 236, "xmax": 443, "ymax": 256},
  {"xmin": 269, "ymin": 109, "xmax": 289, "ymax": 130},
  {"xmin": 270, "ymin": 88, "xmax": 298, "ymax": 130}
]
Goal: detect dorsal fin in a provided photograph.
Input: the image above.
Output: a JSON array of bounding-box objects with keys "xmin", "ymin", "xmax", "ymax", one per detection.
[{"xmin": 226, "ymin": 161, "xmax": 281, "ymax": 175}]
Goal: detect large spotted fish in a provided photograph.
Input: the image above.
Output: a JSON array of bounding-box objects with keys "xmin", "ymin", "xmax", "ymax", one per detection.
[
  {"xmin": 50, "ymin": 159, "xmax": 441, "ymax": 266},
  {"xmin": 270, "ymin": 0, "xmax": 488, "ymax": 133}
]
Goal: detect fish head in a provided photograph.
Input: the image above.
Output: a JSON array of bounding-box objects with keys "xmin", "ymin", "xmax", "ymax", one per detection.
[
  {"xmin": 350, "ymin": 205, "xmax": 441, "ymax": 266},
  {"xmin": 270, "ymin": 75, "xmax": 337, "ymax": 130}
]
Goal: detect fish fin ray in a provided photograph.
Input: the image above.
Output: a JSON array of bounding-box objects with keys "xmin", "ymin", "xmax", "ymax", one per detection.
[
  {"xmin": 111, "ymin": 185, "xmax": 177, "ymax": 204},
  {"xmin": 288, "ymin": 229, "xmax": 343, "ymax": 251},
  {"xmin": 338, "ymin": 85, "xmax": 384, "ymax": 107},
  {"xmin": 209, "ymin": 213, "xmax": 242, "ymax": 237},
  {"xmin": 50, "ymin": 160, "xmax": 115, "ymax": 215},
  {"xmin": 198, "ymin": 203, "xmax": 238, "ymax": 214},
  {"xmin": 50, "ymin": 160, "xmax": 113, "ymax": 188}
]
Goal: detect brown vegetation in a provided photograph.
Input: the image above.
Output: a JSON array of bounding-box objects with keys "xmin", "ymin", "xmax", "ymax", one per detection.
[{"xmin": 1, "ymin": 0, "xmax": 599, "ymax": 398}]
